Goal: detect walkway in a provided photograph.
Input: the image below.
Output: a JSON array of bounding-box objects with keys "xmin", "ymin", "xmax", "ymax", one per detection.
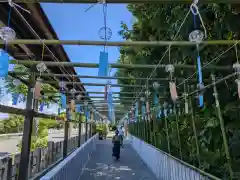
[{"xmin": 79, "ymin": 139, "xmax": 158, "ymax": 180}]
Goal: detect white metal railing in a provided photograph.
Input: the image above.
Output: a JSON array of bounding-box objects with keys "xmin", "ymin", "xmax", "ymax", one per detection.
[
  {"xmin": 40, "ymin": 134, "xmax": 97, "ymax": 180},
  {"xmin": 130, "ymin": 135, "xmax": 221, "ymax": 180}
]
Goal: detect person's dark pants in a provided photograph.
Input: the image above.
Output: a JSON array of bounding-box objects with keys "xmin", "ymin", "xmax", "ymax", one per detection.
[{"xmin": 112, "ymin": 143, "xmax": 121, "ymax": 158}]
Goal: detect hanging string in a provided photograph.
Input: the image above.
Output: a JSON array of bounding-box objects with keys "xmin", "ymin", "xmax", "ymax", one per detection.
[
  {"xmin": 190, "ymin": 0, "xmax": 204, "ymax": 108},
  {"xmin": 103, "ymin": 3, "xmax": 107, "ymax": 52}
]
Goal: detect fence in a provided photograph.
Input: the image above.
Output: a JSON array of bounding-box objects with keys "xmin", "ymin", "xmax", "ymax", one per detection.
[
  {"xmin": 130, "ymin": 135, "xmax": 221, "ymax": 180},
  {"xmin": 39, "ymin": 134, "xmax": 98, "ymax": 180},
  {"xmin": 0, "ymin": 133, "xmax": 88, "ymax": 180}
]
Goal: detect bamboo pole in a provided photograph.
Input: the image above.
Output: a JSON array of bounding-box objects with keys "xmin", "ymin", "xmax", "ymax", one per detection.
[
  {"xmin": 9, "ymin": 72, "xmax": 212, "ymax": 82},
  {"xmin": 9, "ymin": 60, "xmax": 231, "ymax": 71},
  {"xmin": 0, "ymin": 0, "xmax": 238, "ymax": 3},
  {"xmin": 2, "ymin": 39, "xmax": 240, "ymax": 46},
  {"xmin": 44, "ymin": 91, "xmax": 136, "ymax": 94},
  {"xmin": 42, "ymin": 81, "xmax": 166, "ymax": 88}
]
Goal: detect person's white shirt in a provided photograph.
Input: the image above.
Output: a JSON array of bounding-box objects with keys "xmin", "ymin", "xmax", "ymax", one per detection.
[{"xmin": 118, "ymin": 128, "xmax": 124, "ymax": 136}]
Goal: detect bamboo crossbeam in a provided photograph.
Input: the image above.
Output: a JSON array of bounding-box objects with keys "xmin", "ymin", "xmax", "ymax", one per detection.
[
  {"xmin": 0, "ymin": 105, "xmax": 56, "ymax": 119},
  {"xmin": 47, "ymin": 91, "xmax": 136, "ymax": 95},
  {"xmin": 43, "ymin": 81, "xmax": 159, "ymax": 88},
  {"xmin": 2, "ymin": 40, "xmax": 240, "ymax": 46},
  {"xmin": 9, "ymin": 72, "xmax": 211, "ymax": 82},
  {"xmin": 0, "ymin": 0, "xmax": 238, "ymax": 3},
  {"xmin": 9, "ymin": 60, "xmax": 231, "ymax": 71}
]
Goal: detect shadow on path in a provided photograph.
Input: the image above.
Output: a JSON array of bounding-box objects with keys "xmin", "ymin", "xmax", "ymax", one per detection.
[{"xmin": 80, "ymin": 139, "xmax": 158, "ymax": 180}]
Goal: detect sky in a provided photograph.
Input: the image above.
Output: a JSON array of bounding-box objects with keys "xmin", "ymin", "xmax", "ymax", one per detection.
[{"xmin": 0, "ymin": 3, "xmax": 132, "ymax": 118}]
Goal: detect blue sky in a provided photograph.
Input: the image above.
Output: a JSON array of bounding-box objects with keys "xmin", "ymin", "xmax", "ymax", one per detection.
[
  {"xmin": 41, "ymin": 3, "xmax": 132, "ymax": 95},
  {"xmin": 0, "ymin": 3, "xmax": 132, "ymax": 118}
]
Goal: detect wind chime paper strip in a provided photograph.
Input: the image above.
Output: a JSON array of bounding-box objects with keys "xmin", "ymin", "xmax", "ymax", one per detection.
[
  {"xmin": 135, "ymin": 102, "xmax": 138, "ymax": 120},
  {"xmin": 12, "ymin": 93, "xmax": 19, "ymax": 105},
  {"xmin": 164, "ymin": 109, "xmax": 168, "ymax": 117},
  {"xmin": 75, "ymin": 104, "xmax": 81, "ymax": 112},
  {"xmin": 197, "ymin": 56, "xmax": 204, "ymax": 107},
  {"xmin": 34, "ymin": 81, "xmax": 41, "ymax": 100},
  {"xmin": 58, "ymin": 108, "xmax": 61, "ymax": 115},
  {"xmin": 185, "ymin": 101, "xmax": 189, "ymax": 114},
  {"xmin": 104, "ymin": 85, "xmax": 108, "ymax": 100},
  {"xmin": 98, "ymin": 51, "xmax": 109, "ymax": 76},
  {"xmin": 146, "ymin": 101, "xmax": 150, "ymax": 114},
  {"xmin": 237, "ymin": 81, "xmax": 240, "ymax": 99},
  {"xmin": 141, "ymin": 103, "xmax": 146, "ymax": 120},
  {"xmin": 70, "ymin": 99, "xmax": 75, "ymax": 111},
  {"xmin": 153, "ymin": 91, "xmax": 159, "ymax": 105},
  {"xmin": 0, "ymin": 51, "xmax": 9, "ymax": 78},
  {"xmin": 169, "ymin": 82, "xmax": 178, "ymax": 101},
  {"xmin": 107, "ymin": 90, "xmax": 113, "ymax": 111},
  {"xmin": 156, "ymin": 106, "xmax": 161, "ymax": 119},
  {"xmin": 61, "ymin": 94, "xmax": 67, "ymax": 109},
  {"xmin": 39, "ymin": 103, "xmax": 44, "ymax": 112}
]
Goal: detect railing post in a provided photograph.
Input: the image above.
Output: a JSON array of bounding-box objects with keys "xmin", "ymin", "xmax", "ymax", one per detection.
[
  {"xmin": 18, "ymin": 67, "xmax": 37, "ymax": 180},
  {"xmin": 63, "ymin": 120, "xmax": 69, "ymax": 157},
  {"xmin": 6, "ymin": 156, "xmax": 13, "ymax": 180}
]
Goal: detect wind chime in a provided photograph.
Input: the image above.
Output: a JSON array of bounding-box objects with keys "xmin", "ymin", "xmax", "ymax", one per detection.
[
  {"xmin": 35, "ymin": 62, "xmax": 47, "ymax": 101},
  {"xmin": 145, "ymin": 84, "xmax": 151, "ymax": 121},
  {"xmin": 59, "ymin": 79, "xmax": 67, "ymax": 120},
  {"xmin": 69, "ymin": 77, "xmax": 77, "ymax": 121},
  {"xmin": 153, "ymin": 81, "xmax": 161, "ymax": 119},
  {"xmin": 189, "ymin": 0, "xmax": 207, "ymax": 108},
  {"xmin": 140, "ymin": 96, "xmax": 146, "ymax": 121},
  {"xmin": 11, "ymin": 79, "xmax": 21, "ymax": 105},
  {"xmin": 135, "ymin": 99, "xmax": 139, "ymax": 121},
  {"xmin": 233, "ymin": 45, "xmax": 240, "ymax": 99},
  {"xmin": 0, "ymin": 5, "xmax": 15, "ymax": 100},
  {"xmin": 166, "ymin": 64, "xmax": 178, "ymax": 102}
]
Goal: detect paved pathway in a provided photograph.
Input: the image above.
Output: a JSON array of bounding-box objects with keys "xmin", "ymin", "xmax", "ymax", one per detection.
[{"xmin": 80, "ymin": 139, "xmax": 158, "ymax": 180}]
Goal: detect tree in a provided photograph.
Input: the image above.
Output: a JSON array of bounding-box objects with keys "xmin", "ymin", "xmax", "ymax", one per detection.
[
  {"xmin": 117, "ymin": 3, "xmax": 240, "ymax": 179},
  {"xmin": 5, "ymin": 64, "xmax": 59, "ymax": 105}
]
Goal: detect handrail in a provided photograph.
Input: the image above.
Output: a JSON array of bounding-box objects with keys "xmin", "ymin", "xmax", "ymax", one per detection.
[{"xmin": 130, "ymin": 135, "xmax": 222, "ymax": 180}]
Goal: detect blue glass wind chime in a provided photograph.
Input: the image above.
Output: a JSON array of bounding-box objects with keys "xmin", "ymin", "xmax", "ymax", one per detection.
[
  {"xmin": 59, "ymin": 79, "xmax": 67, "ymax": 118},
  {"xmin": 189, "ymin": 0, "xmax": 207, "ymax": 108},
  {"xmin": 0, "ymin": 5, "xmax": 16, "ymax": 103},
  {"xmin": 97, "ymin": 2, "xmax": 114, "ymax": 122}
]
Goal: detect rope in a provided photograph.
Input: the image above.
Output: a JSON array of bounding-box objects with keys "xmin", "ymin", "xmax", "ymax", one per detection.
[
  {"xmin": 177, "ymin": 40, "xmax": 240, "ymax": 87},
  {"xmin": 11, "ymin": 3, "xmax": 75, "ymax": 92},
  {"xmin": 126, "ymin": 8, "xmax": 191, "ymax": 115}
]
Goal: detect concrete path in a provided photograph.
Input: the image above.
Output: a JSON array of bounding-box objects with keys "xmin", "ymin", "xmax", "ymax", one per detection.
[{"xmin": 80, "ymin": 139, "xmax": 158, "ymax": 180}]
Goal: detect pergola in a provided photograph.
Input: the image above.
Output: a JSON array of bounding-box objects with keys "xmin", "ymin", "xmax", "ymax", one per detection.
[{"xmin": 0, "ymin": 0, "xmax": 238, "ymax": 179}]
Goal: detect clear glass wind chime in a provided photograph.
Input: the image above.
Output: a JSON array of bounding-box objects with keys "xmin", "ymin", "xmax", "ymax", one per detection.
[
  {"xmin": 35, "ymin": 62, "xmax": 47, "ymax": 100},
  {"xmin": 166, "ymin": 64, "xmax": 178, "ymax": 102},
  {"xmin": 189, "ymin": 0, "xmax": 207, "ymax": 107}
]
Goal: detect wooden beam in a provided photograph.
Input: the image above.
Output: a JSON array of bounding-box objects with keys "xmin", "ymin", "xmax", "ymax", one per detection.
[{"xmin": 3, "ymin": 0, "xmax": 240, "ymax": 3}]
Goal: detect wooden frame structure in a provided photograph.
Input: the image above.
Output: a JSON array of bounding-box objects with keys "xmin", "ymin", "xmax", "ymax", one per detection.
[{"xmin": 0, "ymin": 0, "xmax": 238, "ymax": 180}]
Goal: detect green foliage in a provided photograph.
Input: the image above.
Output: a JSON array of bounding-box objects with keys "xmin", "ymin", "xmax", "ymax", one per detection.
[
  {"xmin": 130, "ymin": 104, "xmax": 240, "ymax": 179},
  {"xmin": 5, "ymin": 64, "xmax": 59, "ymax": 105},
  {"xmin": 96, "ymin": 124, "xmax": 107, "ymax": 135},
  {"xmin": 0, "ymin": 115, "xmax": 24, "ymax": 134},
  {"xmin": 118, "ymin": 3, "xmax": 240, "ymax": 179}
]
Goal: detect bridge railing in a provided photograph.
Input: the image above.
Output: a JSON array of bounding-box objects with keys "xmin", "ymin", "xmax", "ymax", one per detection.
[
  {"xmin": 130, "ymin": 135, "xmax": 221, "ymax": 180},
  {"xmin": 39, "ymin": 134, "xmax": 98, "ymax": 180},
  {"xmin": 0, "ymin": 135, "xmax": 85, "ymax": 180}
]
